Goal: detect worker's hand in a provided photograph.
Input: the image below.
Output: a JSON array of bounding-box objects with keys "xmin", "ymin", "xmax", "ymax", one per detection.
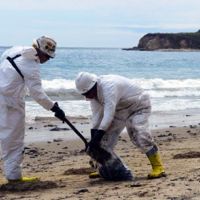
[
  {"xmin": 87, "ymin": 129, "xmax": 111, "ymax": 164},
  {"xmin": 91, "ymin": 128, "xmax": 98, "ymax": 139},
  {"xmin": 89, "ymin": 129, "xmax": 105, "ymax": 148},
  {"xmin": 51, "ymin": 102, "xmax": 66, "ymax": 122}
]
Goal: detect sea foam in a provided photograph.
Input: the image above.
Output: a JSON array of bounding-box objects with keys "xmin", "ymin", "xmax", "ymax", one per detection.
[{"xmin": 40, "ymin": 78, "xmax": 200, "ymax": 99}]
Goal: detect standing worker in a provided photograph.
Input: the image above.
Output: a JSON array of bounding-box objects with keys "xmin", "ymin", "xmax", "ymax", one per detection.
[
  {"xmin": 75, "ymin": 72, "xmax": 166, "ymax": 180},
  {"xmin": 0, "ymin": 36, "xmax": 66, "ymax": 183}
]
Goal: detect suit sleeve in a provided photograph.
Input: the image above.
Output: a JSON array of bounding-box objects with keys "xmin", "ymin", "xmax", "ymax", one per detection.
[
  {"xmin": 90, "ymin": 99, "xmax": 103, "ymax": 129},
  {"xmin": 24, "ymin": 63, "xmax": 54, "ymax": 110},
  {"xmin": 98, "ymin": 84, "xmax": 118, "ymax": 131}
]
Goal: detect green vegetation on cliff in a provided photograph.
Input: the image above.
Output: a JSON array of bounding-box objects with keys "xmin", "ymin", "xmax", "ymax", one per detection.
[{"xmin": 123, "ymin": 30, "xmax": 200, "ymax": 51}]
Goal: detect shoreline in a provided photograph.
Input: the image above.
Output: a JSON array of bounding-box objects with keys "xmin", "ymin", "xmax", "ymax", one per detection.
[
  {"xmin": 122, "ymin": 47, "xmax": 200, "ymax": 52},
  {"xmin": 23, "ymin": 108, "xmax": 200, "ymax": 143}
]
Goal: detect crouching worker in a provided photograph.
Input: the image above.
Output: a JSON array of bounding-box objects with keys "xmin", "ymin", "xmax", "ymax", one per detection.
[
  {"xmin": 75, "ymin": 72, "xmax": 166, "ymax": 181},
  {"xmin": 0, "ymin": 36, "xmax": 66, "ymax": 183}
]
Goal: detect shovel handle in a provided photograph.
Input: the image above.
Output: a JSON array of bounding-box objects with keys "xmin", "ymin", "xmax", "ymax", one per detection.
[{"xmin": 63, "ymin": 118, "xmax": 88, "ymax": 148}]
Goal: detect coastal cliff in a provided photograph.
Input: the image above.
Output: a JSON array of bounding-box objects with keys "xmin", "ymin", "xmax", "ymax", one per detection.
[{"xmin": 124, "ymin": 30, "xmax": 200, "ymax": 51}]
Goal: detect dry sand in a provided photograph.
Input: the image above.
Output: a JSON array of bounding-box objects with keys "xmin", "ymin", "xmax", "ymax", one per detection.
[{"xmin": 0, "ymin": 117, "xmax": 200, "ymax": 200}]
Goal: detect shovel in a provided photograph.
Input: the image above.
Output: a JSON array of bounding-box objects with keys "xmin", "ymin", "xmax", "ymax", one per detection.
[{"xmin": 63, "ymin": 117, "xmax": 111, "ymax": 164}]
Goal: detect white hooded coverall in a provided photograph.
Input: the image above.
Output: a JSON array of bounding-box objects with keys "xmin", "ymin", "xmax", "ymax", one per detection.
[
  {"xmin": 90, "ymin": 75, "xmax": 155, "ymax": 158},
  {"xmin": 0, "ymin": 46, "xmax": 54, "ymax": 180}
]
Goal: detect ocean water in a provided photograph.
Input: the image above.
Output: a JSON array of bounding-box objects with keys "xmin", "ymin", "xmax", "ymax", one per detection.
[{"xmin": 1, "ymin": 47, "xmax": 200, "ymax": 127}]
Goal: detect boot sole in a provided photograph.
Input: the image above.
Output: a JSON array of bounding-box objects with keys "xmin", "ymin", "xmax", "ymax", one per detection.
[
  {"xmin": 148, "ymin": 172, "xmax": 167, "ymax": 179},
  {"xmin": 89, "ymin": 175, "xmax": 101, "ymax": 179}
]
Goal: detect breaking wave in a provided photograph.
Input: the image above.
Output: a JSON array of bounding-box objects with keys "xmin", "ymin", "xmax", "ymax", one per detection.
[{"xmin": 41, "ymin": 78, "xmax": 200, "ymax": 100}]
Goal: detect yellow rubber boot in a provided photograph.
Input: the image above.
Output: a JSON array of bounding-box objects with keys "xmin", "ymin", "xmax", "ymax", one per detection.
[
  {"xmin": 8, "ymin": 176, "xmax": 40, "ymax": 183},
  {"xmin": 147, "ymin": 152, "xmax": 166, "ymax": 179},
  {"xmin": 89, "ymin": 172, "xmax": 101, "ymax": 179}
]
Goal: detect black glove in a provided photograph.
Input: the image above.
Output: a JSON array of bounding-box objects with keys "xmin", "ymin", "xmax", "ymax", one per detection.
[
  {"xmin": 51, "ymin": 102, "xmax": 66, "ymax": 122},
  {"xmin": 91, "ymin": 128, "xmax": 98, "ymax": 139},
  {"xmin": 87, "ymin": 129, "xmax": 111, "ymax": 164},
  {"xmin": 89, "ymin": 129, "xmax": 105, "ymax": 148}
]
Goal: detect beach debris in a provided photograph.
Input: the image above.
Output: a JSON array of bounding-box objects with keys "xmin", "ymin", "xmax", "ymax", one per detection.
[
  {"xmin": 157, "ymin": 134, "xmax": 168, "ymax": 137},
  {"xmin": 74, "ymin": 188, "xmax": 89, "ymax": 194},
  {"xmin": 63, "ymin": 167, "xmax": 94, "ymax": 175},
  {"xmin": 138, "ymin": 191, "xmax": 148, "ymax": 197},
  {"xmin": 189, "ymin": 125, "xmax": 197, "ymax": 129},
  {"xmin": 127, "ymin": 182, "xmax": 143, "ymax": 187},
  {"xmin": 44, "ymin": 124, "xmax": 56, "ymax": 127},
  {"xmin": 0, "ymin": 181, "xmax": 58, "ymax": 192},
  {"xmin": 53, "ymin": 139, "xmax": 63, "ymax": 142},
  {"xmin": 24, "ymin": 147, "xmax": 40, "ymax": 157},
  {"xmin": 173, "ymin": 151, "xmax": 200, "ymax": 159},
  {"xmin": 50, "ymin": 127, "xmax": 70, "ymax": 131}
]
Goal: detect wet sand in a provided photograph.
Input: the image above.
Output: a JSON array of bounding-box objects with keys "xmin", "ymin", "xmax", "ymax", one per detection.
[{"xmin": 0, "ymin": 117, "xmax": 200, "ymax": 200}]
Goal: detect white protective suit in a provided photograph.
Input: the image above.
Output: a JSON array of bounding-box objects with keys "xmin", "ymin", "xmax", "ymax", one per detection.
[
  {"xmin": 90, "ymin": 75, "xmax": 155, "ymax": 155},
  {"xmin": 0, "ymin": 46, "xmax": 54, "ymax": 180}
]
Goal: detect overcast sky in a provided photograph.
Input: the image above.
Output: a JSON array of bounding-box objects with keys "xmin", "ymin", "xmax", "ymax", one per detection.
[{"xmin": 0, "ymin": 0, "xmax": 200, "ymax": 47}]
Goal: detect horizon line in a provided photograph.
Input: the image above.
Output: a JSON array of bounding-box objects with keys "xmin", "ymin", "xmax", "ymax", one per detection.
[{"xmin": 0, "ymin": 46, "xmax": 126, "ymax": 49}]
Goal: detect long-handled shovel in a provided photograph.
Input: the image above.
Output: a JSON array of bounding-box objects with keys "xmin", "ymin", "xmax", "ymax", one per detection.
[{"xmin": 63, "ymin": 117, "xmax": 111, "ymax": 164}]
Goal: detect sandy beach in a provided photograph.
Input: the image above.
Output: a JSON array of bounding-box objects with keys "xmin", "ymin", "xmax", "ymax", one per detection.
[{"xmin": 0, "ymin": 116, "xmax": 200, "ymax": 200}]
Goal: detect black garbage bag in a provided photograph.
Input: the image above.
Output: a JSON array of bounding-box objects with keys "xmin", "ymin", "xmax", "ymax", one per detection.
[
  {"xmin": 99, "ymin": 158, "xmax": 133, "ymax": 181},
  {"xmin": 87, "ymin": 145, "xmax": 112, "ymax": 165}
]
